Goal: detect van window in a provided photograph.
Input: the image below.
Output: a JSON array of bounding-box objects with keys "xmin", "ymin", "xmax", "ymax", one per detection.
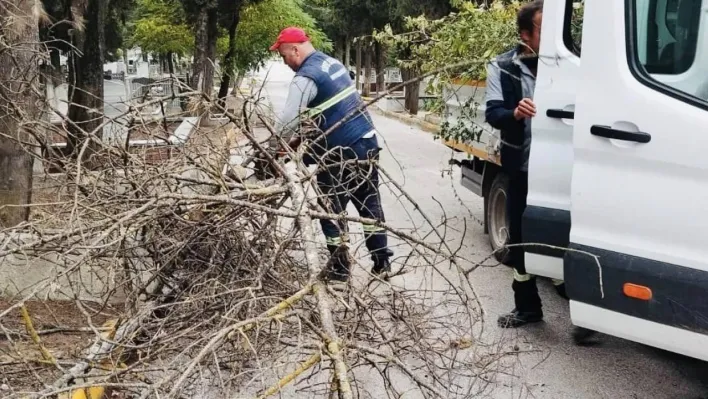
[
  {"xmin": 563, "ymin": 1, "xmax": 584, "ymax": 56},
  {"xmin": 630, "ymin": 0, "xmax": 707, "ymax": 103},
  {"xmin": 636, "ymin": 0, "xmax": 700, "ymax": 74}
]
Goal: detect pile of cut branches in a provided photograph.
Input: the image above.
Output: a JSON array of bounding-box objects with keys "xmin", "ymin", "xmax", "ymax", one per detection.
[{"xmin": 0, "ymin": 7, "xmax": 517, "ymax": 392}]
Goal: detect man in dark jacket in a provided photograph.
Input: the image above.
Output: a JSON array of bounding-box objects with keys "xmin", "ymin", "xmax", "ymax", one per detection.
[{"xmin": 484, "ymin": 0, "xmax": 546, "ymax": 328}]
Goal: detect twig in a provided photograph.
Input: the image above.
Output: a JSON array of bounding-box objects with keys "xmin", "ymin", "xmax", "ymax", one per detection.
[
  {"xmin": 19, "ymin": 305, "xmax": 58, "ymax": 366},
  {"xmin": 255, "ymin": 352, "xmax": 322, "ymax": 399}
]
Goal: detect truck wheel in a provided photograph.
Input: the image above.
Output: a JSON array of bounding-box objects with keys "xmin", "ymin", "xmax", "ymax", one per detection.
[{"xmin": 487, "ymin": 172, "xmax": 510, "ymax": 264}]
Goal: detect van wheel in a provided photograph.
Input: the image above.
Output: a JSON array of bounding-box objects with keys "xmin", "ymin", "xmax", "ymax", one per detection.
[{"xmin": 487, "ymin": 172, "xmax": 510, "ymax": 264}]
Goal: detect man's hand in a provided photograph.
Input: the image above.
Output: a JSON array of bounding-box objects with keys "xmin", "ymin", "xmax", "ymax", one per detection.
[
  {"xmin": 276, "ymin": 136, "xmax": 302, "ymax": 158},
  {"xmin": 514, "ymin": 98, "xmax": 537, "ymax": 120},
  {"xmin": 288, "ymin": 136, "xmax": 302, "ymax": 150}
]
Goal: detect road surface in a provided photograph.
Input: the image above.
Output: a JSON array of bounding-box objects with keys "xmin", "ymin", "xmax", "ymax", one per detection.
[{"xmin": 255, "ymin": 60, "xmax": 708, "ymax": 399}]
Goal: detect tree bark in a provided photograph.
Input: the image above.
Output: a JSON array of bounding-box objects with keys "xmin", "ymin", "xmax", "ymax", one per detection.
[
  {"xmin": 0, "ymin": 0, "xmax": 41, "ymax": 226},
  {"xmin": 192, "ymin": 4, "xmax": 218, "ymax": 98},
  {"xmin": 355, "ymin": 39, "xmax": 362, "ymax": 92},
  {"xmin": 335, "ymin": 38, "xmax": 344, "ymax": 62},
  {"xmin": 401, "ymin": 67, "xmax": 420, "ymax": 115},
  {"xmin": 167, "ymin": 52, "xmax": 175, "ymax": 75},
  {"xmin": 375, "ymin": 42, "xmax": 386, "ymax": 96},
  {"xmin": 204, "ymin": 8, "xmax": 218, "ymax": 97},
  {"xmin": 362, "ymin": 38, "xmax": 372, "ymax": 97},
  {"xmin": 218, "ymin": 1, "xmax": 244, "ymax": 103},
  {"xmin": 67, "ymin": 0, "xmax": 107, "ymax": 164},
  {"xmin": 191, "ymin": 8, "xmax": 208, "ymax": 90},
  {"xmin": 160, "ymin": 53, "xmax": 167, "ymax": 74},
  {"xmin": 344, "ymin": 36, "xmax": 351, "ymax": 71}
]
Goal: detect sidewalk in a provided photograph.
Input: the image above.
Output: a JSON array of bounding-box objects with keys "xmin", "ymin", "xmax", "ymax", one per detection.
[{"xmin": 362, "ymin": 95, "xmax": 442, "ymax": 135}]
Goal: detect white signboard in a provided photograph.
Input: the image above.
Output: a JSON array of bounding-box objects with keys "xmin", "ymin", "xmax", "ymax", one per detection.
[{"xmin": 386, "ymin": 68, "xmax": 402, "ymax": 83}]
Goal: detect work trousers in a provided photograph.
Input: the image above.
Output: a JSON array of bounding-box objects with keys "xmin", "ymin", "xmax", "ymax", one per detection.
[
  {"xmin": 506, "ymin": 169, "xmax": 542, "ymax": 313},
  {"xmin": 315, "ymin": 136, "xmax": 392, "ymax": 274}
]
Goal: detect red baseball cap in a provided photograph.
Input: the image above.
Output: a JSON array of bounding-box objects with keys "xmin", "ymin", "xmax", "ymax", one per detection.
[{"xmin": 269, "ymin": 27, "xmax": 310, "ymax": 51}]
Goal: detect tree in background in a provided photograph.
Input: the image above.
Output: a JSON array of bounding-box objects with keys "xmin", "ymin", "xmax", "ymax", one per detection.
[
  {"xmin": 216, "ymin": 0, "xmax": 246, "ymax": 101},
  {"xmin": 305, "ymin": 0, "xmax": 390, "ymax": 95},
  {"xmin": 306, "ymin": 0, "xmax": 457, "ymax": 111},
  {"xmin": 217, "ymin": 0, "xmax": 331, "ymax": 101},
  {"xmin": 303, "ymin": 0, "xmax": 348, "ymax": 59},
  {"xmin": 179, "ymin": 0, "xmax": 219, "ymax": 95},
  {"xmin": 38, "ymin": 0, "xmax": 134, "ymax": 162},
  {"xmin": 129, "ymin": 0, "xmax": 329, "ymax": 101},
  {"xmin": 129, "ymin": 0, "xmax": 193, "ymax": 73},
  {"xmin": 376, "ymin": 1, "xmax": 520, "ymax": 142},
  {"xmin": 65, "ymin": 0, "xmax": 109, "ymax": 161},
  {"xmin": 382, "ymin": 0, "xmax": 458, "ymax": 114},
  {"xmin": 40, "ymin": 0, "xmax": 133, "ymax": 80},
  {"xmin": 39, "ymin": 0, "xmax": 71, "ymax": 84},
  {"xmin": 0, "ymin": 0, "xmax": 42, "ymax": 226}
]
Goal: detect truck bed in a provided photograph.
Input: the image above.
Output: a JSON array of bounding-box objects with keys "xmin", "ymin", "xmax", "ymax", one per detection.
[{"xmin": 442, "ymin": 81, "xmax": 501, "ymax": 166}]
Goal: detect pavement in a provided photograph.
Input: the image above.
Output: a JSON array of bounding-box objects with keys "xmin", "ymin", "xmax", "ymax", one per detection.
[{"xmin": 255, "ymin": 60, "xmax": 708, "ymax": 399}]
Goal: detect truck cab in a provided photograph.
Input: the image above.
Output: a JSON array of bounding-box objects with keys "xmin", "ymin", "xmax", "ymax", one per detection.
[{"xmin": 453, "ymin": 0, "xmax": 708, "ymax": 360}]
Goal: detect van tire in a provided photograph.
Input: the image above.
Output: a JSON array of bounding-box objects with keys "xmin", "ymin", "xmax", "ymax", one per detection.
[{"xmin": 487, "ymin": 172, "xmax": 510, "ymax": 264}]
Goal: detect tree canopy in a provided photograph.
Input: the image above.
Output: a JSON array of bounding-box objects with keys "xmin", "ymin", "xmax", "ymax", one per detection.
[
  {"xmin": 374, "ymin": 1, "xmax": 520, "ymax": 81},
  {"xmin": 227, "ymin": 0, "xmax": 332, "ymax": 73},
  {"xmin": 129, "ymin": 0, "xmax": 193, "ymax": 57},
  {"xmin": 128, "ymin": 0, "xmax": 330, "ymax": 73}
]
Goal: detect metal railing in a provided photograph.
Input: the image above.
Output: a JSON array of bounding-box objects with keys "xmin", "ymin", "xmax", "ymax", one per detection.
[{"xmin": 127, "ymin": 76, "xmax": 188, "ymax": 113}]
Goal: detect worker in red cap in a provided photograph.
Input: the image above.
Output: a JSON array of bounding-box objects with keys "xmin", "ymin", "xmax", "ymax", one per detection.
[{"xmin": 269, "ymin": 27, "xmax": 393, "ymax": 284}]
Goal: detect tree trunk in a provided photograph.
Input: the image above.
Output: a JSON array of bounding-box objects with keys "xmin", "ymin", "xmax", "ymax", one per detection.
[
  {"xmin": 160, "ymin": 53, "xmax": 167, "ymax": 74},
  {"xmin": 191, "ymin": 8, "xmax": 208, "ymax": 90},
  {"xmin": 232, "ymin": 71, "xmax": 245, "ymax": 93},
  {"xmin": 204, "ymin": 8, "xmax": 218, "ymax": 97},
  {"xmin": 401, "ymin": 67, "xmax": 420, "ymax": 115},
  {"xmin": 192, "ymin": 4, "xmax": 218, "ymax": 98},
  {"xmin": 375, "ymin": 42, "xmax": 386, "ymax": 96},
  {"xmin": 67, "ymin": 0, "xmax": 106, "ymax": 163},
  {"xmin": 344, "ymin": 36, "xmax": 351, "ymax": 71},
  {"xmin": 335, "ymin": 38, "xmax": 344, "ymax": 63},
  {"xmin": 0, "ymin": 0, "xmax": 40, "ymax": 226},
  {"xmin": 218, "ymin": 1, "xmax": 244, "ymax": 103},
  {"xmin": 355, "ymin": 39, "xmax": 362, "ymax": 92},
  {"xmin": 167, "ymin": 52, "xmax": 175, "ymax": 74},
  {"xmin": 362, "ymin": 39, "xmax": 372, "ymax": 97}
]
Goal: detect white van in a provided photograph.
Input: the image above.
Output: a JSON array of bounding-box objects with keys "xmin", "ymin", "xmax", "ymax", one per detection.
[{"xmin": 453, "ymin": 0, "xmax": 708, "ymax": 361}]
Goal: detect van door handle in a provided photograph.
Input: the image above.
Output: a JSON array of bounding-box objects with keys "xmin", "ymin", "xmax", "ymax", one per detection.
[
  {"xmin": 546, "ymin": 109, "xmax": 575, "ymax": 119},
  {"xmin": 590, "ymin": 125, "xmax": 651, "ymax": 143}
]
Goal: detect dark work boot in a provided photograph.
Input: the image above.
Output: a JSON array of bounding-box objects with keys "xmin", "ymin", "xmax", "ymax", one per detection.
[
  {"xmin": 324, "ymin": 245, "xmax": 350, "ymax": 283},
  {"xmin": 498, "ymin": 277, "xmax": 543, "ymax": 328},
  {"xmin": 371, "ymin": 258, "xmax": 391, "ymax": 279},
  {"xmin": 497, "ymin": 308, "xmax": 544, "ymax": 328},
  {"xmin": 370, "ymin": 249, "xmax": 394, "ymax": 279}
]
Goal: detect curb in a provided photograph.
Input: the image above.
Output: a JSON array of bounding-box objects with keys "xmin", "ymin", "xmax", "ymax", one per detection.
[
  {"xmin": 362, "ymin": 96, "xmax": 497, "ymax": 162},
  {"xmin": 362, "ymin": 97, "xmax": 442, "ymax": 134}
]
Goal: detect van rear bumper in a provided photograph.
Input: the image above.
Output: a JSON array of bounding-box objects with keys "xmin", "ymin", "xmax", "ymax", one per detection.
[
  {"xmin": 570, "ymin": 301, "xmax": 708, "ymax": 362},
  {"xmin": 565, "ymin": 243, "xmax": 708, "ymax": 335}
]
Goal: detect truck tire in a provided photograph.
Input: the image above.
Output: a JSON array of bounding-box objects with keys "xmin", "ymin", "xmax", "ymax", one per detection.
[{"xmin": 487, "ymin": 172, "xmax": 510, "ymax": 264}]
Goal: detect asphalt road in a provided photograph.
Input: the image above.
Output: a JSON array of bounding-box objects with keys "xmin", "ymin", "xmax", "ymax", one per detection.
[
  {"xmin": 253, "ymin": 61, "xmax": 708, "ymax": 398},
  {"xmin": 369, "ymin": 108, "xmax": 708, "ymax": 399}
]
